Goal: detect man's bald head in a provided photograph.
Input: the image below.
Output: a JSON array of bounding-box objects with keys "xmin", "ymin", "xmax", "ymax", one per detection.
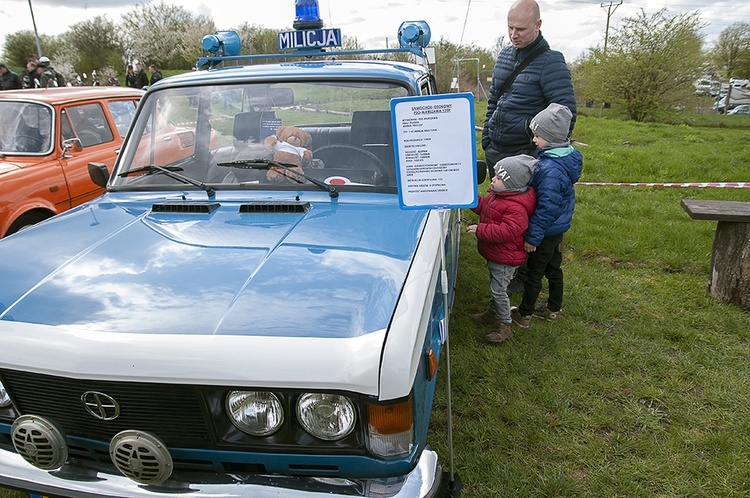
[{"xmin": 507, "ymin": 0, "xmax": 542, "ymax": 49}]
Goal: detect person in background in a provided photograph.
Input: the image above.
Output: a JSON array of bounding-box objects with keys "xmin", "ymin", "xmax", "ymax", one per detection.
[
  {"xmin": 148, "ymin": 64, "xmax": 163, "ymax": 86},
  {"xmin": 511, "ymin": 103, "xmax": 583, "ymax": 329},
  {"xmin": 107, "ymin": 71, "xmax": 121, "ymax": 86},
  {"xmin": 0, "ymin": 63, "xmax": 22, "ymax": 90},
  {"xmin": 22, "ymin": 60, "xmax": 38, "ymax": 88},
  {"xmin": 125, "ymin": 65, "xmax": 137, "ymax": 87},
  {"xmin": 134, "ymin": 62, "xmax": 149, "ymax": 89},
  {"xmin": 37, "ymin": 56, "xmax": 65, "ymax": 87},
  {"xmin": 467, "ymin": 155, "xmax": 537, "ymax": 343}
]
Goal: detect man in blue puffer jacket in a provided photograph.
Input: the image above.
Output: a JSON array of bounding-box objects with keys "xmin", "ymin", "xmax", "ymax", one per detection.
[
  {"xmin": 482, "ymin": 0, "xmax": 576, "ymax": 166},
  {"xmin": 511, "ymin": 103, "xmax": 582, "ymax": 329}
]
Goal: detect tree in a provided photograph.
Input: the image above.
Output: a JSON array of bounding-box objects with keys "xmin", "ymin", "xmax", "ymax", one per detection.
[
  {"xmin": 577, "ymin": 9, "xmax": 705, "ymax": 121},
  {"xmin": 431, "ymin": 38, "xmax": 495, "ymax": 96},
  {"xmin": 711, "ymin": 22, "xmax": 750, "ymax": 113},
  {"xmin": 62, "ymin": 16, "xmax": 126, "ymax": 81},
  {"xmin": 2, "ymin": 30, "xmax": 60, "ymax": 68},
  {"xmin": 233, "ymin": 24, "xmax": 285, "ymax": 58},
  {"xmin": 177, "ymin": 15, "xmax": 216, "ymax": 69},
  {"xmin": 120, "ymin": 1, "xmax": 199, "ymax": 69}
]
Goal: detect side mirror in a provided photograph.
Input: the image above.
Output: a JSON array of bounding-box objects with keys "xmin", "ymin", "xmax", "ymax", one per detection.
[
  {"xmin": 88, "ymin": 162, "xmax": 110, "ymax": 188},
  {"xmin": 476, "ymin": 160, "xmax": 487, "ymax": 184},
  {"xmin": 61, "ymin": 138, "xmax": 83, "ymax": 159}
]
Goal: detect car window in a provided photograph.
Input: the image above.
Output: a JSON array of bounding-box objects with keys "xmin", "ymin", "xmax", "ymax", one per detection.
[
  {"xmin": 108, "ymin": 99, "xmax": 139, "ymax": 137},
  {"xmin": 0, "ymin": 102, "xmax": 52, "ymax": 154},
  {"xmin": 114, "ymin": 81, "xmax": 410, "ymax": 190},
  {"xmin": 65, "ymin": 103, "xmax": 114, "ymax": 147}
]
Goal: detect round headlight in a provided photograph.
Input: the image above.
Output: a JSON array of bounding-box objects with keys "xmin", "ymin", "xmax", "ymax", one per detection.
[
  {"xmin": 296, "ymin": 393, "xmax": 356, "ymax": 441},
  {"xmin": 226, "ymin": 391, "xmax": 283, "ymax": 436},
  {"xmin": 0, "ymin": 381, "xmax": 11, "ymax": 408}
]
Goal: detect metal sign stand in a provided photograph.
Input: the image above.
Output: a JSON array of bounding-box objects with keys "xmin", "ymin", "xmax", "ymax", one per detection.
[{"xmin": 439, "ymin": 208, "xmax": 462, "ymax": 497}]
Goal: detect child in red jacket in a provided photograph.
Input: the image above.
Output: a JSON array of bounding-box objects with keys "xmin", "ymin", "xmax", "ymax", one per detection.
[{"xmin": 467, "ymin": 154, "xmax": 537, "ymax": 343}]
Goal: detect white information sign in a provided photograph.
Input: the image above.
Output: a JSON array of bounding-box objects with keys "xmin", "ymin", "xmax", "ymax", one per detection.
[{"xmin": 391, "ymin": 93, "xmax": 478, "ymax": 209}]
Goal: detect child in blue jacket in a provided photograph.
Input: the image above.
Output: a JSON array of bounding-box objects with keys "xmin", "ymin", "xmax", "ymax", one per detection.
[{"xmin": 511, "ymin": 103, "xmax": 583, "ymax": 328}]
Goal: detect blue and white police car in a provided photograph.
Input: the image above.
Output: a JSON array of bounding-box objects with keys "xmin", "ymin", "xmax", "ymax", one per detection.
[{"xmin": 0, "ymin": 5, "xmax": 483, "ymax": 497}]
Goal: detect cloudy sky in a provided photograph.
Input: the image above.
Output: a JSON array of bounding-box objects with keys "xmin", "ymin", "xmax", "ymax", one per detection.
[{"xmin": 1, "ymin": 0, "xmax": 748, "ymax": 63}]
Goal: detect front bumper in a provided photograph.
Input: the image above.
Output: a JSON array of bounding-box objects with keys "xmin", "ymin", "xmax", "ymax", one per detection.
[{"xmin": 0, "ymin": 447, "xmax": 442, "ymax": 498}]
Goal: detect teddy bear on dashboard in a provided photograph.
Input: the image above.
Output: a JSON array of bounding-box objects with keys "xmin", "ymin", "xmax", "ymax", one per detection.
[{"xmin": 263, "ymin": 125, "xmax": 313, "ymax": 183}]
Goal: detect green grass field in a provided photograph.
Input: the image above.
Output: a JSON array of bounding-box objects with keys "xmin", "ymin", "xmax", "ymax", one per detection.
[{"xmin": 2, "ymin": 112, "xmax": 749, "ymax": 498}]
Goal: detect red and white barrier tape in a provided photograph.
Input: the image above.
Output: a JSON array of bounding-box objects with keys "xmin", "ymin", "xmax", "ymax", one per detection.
[{"xmin": 576, "ymin": 182, "xmax": 750, "ymax": 189}]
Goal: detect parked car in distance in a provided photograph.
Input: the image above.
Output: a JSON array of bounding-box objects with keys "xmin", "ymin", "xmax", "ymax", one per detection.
[
  {"xmin": 0, "ymin": 86, "xmax": 143, "ymax": 237},
  {"xmin": 727, "ymin": 104, "xmax": 750, "ymax": 115}
]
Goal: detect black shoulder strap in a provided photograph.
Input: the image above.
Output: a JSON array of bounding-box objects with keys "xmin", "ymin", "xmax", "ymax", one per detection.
[{"xmin": 497, "ymin": 45, "xmax": 550, "ymax": 97}]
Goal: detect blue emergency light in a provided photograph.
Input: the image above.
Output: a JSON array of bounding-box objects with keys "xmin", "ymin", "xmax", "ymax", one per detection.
[
  {"xmin": 398, "ymin": 21, "xmax": 431, "ymax": 49},
  {"xmin": 201, "ymin": 31, "xmax": 242, "ymax": 57},
  {"xmin": 293, "ymin": 0, "xmax": 324, "ymax": 30}
]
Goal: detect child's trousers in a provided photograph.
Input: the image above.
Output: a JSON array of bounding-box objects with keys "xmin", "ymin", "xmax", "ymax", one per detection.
[
  {"xmin": 487, "ymin": 260, "xmax": 518, "ymax": 324},
  {"xmin": 518, "ymin": 232, "xmax": 565, "ymax": 315}
]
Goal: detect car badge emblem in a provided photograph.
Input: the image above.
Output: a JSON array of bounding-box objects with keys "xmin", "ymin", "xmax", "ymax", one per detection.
[{"xmin": 81, "ymin": 391, "xmax": 120, "ymax": 420}]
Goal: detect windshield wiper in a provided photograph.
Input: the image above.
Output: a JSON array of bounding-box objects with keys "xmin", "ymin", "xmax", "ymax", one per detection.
[
  {"xmin": 216, "ymin": 159, "xmax": 338, "ymax": 198},
  {"xmin": 118, "ymin": 165, "xmax": 215, "ymax": 198}
]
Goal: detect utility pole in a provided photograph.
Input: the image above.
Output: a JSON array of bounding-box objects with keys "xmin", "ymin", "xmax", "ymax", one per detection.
[
  {"xmin": 600, "ymin": 0, "xmax": 622, "ymax": 55},
  {"xmin": 27, "ymin": 0, "xmax": 43, "ymax": 58}
]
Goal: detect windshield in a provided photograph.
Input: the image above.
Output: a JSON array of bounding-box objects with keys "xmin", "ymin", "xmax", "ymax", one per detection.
[
  {"xmin": 0, "ymin": 102, "xmax": 53, "ymax": 154},
  {"xmin": 112, "ymin": 81, "xmax": 409, "ymax": 191}
]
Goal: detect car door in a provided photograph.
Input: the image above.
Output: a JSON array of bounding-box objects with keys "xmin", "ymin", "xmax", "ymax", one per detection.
[{"xmin": 58, "ymin": 100, "xmax": 134, "ymax": 206}]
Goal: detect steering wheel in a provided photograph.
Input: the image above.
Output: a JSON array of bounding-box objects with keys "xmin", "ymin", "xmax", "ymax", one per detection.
[
  {"xmin": 14, "ymin": 134, "xmax": 45, "ymax": 152},
  {"xmin": 313, "ymin": 144, "xmax": 390, "ymax": 186}
]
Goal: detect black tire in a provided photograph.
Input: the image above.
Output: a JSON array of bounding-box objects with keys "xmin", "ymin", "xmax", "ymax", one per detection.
[{"xmin": 5, "ymin": 211, "xmax": 52, "ymax": 237}]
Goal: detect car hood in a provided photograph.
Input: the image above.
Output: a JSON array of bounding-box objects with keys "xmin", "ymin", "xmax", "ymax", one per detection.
[{"xmin": 0, "ymin": 191, "xmax": 432, "ymax": 396}]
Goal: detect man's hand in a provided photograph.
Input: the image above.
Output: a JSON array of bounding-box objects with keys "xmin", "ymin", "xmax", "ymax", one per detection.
[
  {"xmin": 524, "ymin": 241, "xmax": 537, "ymax": 252},
  {"xmin": 467, "ymin": 224, "xmax": 478, "ymax": 234}
]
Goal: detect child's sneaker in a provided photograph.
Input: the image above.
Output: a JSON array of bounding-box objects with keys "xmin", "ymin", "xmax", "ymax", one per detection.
[
  {"xmin": 510, "ymin": 307, "xmax": 531, "ymax": 328},
  {"xmin": 533, "ymin": 306, "xmax": 562, "ymax": 321}
]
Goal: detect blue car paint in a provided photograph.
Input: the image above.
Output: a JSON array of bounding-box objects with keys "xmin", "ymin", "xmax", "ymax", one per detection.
[{"xmin": 0, "ymin": 191, "xmax": 428, "ymax": 339}]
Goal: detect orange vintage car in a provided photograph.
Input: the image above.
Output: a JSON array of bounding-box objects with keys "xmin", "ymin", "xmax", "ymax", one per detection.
[{"xmin": 0, "ymin": 86, "xmax": 143, "ymax": 237}]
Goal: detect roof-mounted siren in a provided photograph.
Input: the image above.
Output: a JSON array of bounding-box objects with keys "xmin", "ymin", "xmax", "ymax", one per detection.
[
  {"xmin": 293, "ymin": 0, "xmax": 324, "ymax": 30},
  {"xmin": 397, "ymin": 21, "xmax": 431, "ymax": 55},
  {"xmin": 201, "ymin": 31, "xmax": 242, "ymax": 58}
]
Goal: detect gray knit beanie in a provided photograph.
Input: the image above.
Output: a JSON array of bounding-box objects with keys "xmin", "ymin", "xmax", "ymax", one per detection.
[
  {"xmin": 530, "ymin": 103, "xmax": 572, "ymax": 145},
  {"xmin": 494, "ymin": 154, "xmax": 537, "ymax": 189}
]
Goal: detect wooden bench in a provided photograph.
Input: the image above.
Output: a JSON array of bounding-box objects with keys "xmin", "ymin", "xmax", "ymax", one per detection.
[{"xmin": 681, "ymin": 199, "xmax": 750, "ymax": 309}]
